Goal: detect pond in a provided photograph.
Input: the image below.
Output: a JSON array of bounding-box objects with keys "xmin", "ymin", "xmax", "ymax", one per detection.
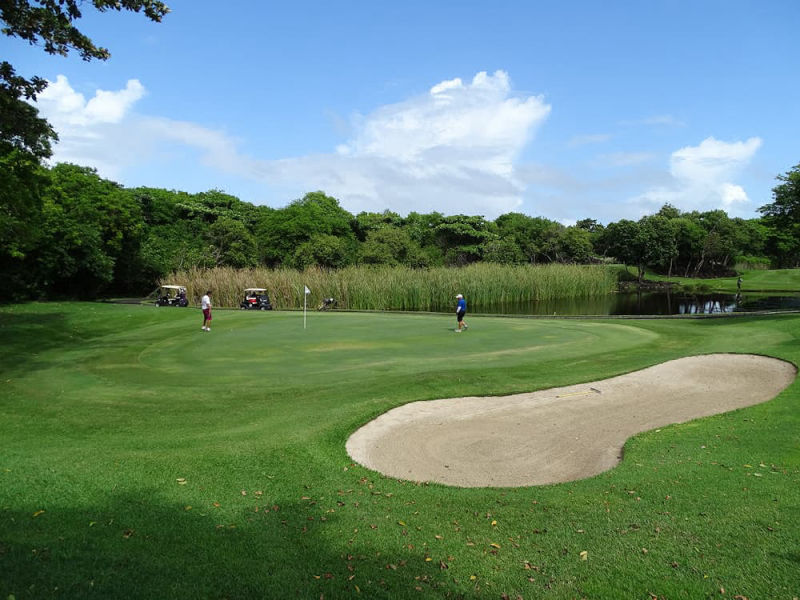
[{"xmin": 462, "ymin": 292, "xmax": 800, "ymax": 316}]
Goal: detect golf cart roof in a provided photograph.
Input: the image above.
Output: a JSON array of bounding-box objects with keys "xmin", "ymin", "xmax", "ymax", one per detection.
[
  {"xmin": 244, "ymin": 288, "xmax": 267, "ymax": 293},
  {"xmin": 161, "ymin": 285, "xmax": 186, "ymax": 290}
]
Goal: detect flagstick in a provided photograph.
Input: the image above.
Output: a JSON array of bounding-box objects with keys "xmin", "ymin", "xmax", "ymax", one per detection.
[{"xmin": 303, "ymin": 285, "xmax": 311, "ymax": 329}]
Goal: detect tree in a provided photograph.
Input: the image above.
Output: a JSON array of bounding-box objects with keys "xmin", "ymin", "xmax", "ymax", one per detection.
[
  {"xmin": 692, "ymin": 210, "xmax": 737, "ymax": 275},
  {"xmin": 257, "ymin": 191, "xmax": 357, "ymax": 267},
  {"xmin": 433, "ymin": 215, "xmax": 496, "ymax": 266},
  {"xmin": 353, "ymin": 210, "xmax": 403, "ymax": 241},
  {"xmin": 29, "ymin": 163, "xmax": 144, "ymax": 296},
  {"xmin": 494, "ymin": 212, "xmax": 562, "ymax": 264},
  {"xmin": 1, "ymin": 0, "xmax": 169, "ymax": 157},
  {"xmin": 638, "ymin": 215, "xmax": 677, "ymax": 276},
  {"xmin": 600, "ymin": 217, "xmax": 676, "ymax": 282},
  {"xmin": 359, "ymin": 227, "xmax": 427, "ymax": 267},
  {"xmin": 670, "ymin": 216, "xmax": 706, "ymax": 277},
  {"xmin": 482, "ymin": 237, "xmax": 525, "ymax": 265},
  {"xmin": 555, "ymin": 226, "xmax": 594, "ymax": 263},
  {"xmin": 292, "ymin": 233, "xmax": 355, "ymax": 270},
  {"xmin": 759, "ymin": 163, "xmax": 800, "ymax": 228},
  {"xmin": 0, "ymin": 148, "xmax": 49, "ymax": 298},
  {"xmin": 402, "ymin": 211, "xmax": 445, "ymax": 265},
  {"xmin": 759, "ymin": 163, "xmax": 800, "ymax": 266},
  {"xmin": 208, "ymin": 216, "xmax": 257, "ymax": 268}
]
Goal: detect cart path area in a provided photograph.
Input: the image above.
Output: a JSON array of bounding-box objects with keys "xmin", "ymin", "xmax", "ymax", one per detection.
[{"xmin": 346, "ymin": 354, "xmax": 796, "ymax": 487}]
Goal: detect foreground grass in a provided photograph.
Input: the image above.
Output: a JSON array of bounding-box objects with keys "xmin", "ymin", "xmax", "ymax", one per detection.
[{"xmin": 1, "ymin": 303, "xmax": 799, "ymax": 599}]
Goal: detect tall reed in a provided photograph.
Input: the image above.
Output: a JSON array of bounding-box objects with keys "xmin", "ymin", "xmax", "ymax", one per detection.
[{"xmin": 164, "ymin": 264, "xmax": 621, "ymax": 310}]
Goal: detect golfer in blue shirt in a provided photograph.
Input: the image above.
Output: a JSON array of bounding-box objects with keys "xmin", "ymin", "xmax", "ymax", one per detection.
[{"xmin": 455, "ymin": 293, "xmax": 468, "ymax": 332}]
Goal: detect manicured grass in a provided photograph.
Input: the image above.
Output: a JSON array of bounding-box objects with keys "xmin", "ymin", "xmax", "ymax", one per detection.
[
  {"xmin": 1, "ymin": 303, "xmax": 799, "ymax": 599},
  {"xmin": 629, "ymin": 266, "xmax": 800, "ymax": 293}
]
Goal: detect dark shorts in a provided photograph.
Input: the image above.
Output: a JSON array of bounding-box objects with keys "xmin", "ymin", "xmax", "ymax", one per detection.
[
  {"xmin": 457, "ymin": 310, "xmax": 466, "ymax": 322},
  {"xmin": 203, "ymin": 308, "xmax": 212, "ymax": 320}
]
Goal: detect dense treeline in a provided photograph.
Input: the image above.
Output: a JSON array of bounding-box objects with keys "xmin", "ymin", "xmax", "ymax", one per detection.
[{"xmin": 1, "ymin": 159, "xmax": 799, "ymax": 301}]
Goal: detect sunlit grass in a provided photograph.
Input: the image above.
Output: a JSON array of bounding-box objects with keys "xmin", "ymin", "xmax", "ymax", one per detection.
[
  {"xmin": 623, "ymin": 266, "xmax": 800, "ymax": 293},
  {"xmin": 1, "ymin": 303, "xmax": 799, "ymax": 599}
]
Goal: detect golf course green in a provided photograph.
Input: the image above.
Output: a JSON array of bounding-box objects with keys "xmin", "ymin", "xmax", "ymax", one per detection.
[{"xmin": 1, "ymin": 302, "xmax": 799, "ymax": 599}]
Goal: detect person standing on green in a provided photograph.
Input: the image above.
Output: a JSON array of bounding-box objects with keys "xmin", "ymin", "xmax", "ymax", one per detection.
[
  {"xmin": 201, "ymin": 290, "xmax": 213, "ymax": 332},
  {"xmin": 455, "ymin": 293, "xmax": 468, "ymax": 332}
]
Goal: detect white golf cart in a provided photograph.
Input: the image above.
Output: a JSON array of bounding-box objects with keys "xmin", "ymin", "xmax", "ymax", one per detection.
[{"xmin": 155, "ymin": 285, "xmax": 189, "ymax": 307}]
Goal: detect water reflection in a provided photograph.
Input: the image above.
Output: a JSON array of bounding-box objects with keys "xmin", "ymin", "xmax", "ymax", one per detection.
[{"xmin": 463, "ymin": 292, "xmax": 800, "ymax": 316}]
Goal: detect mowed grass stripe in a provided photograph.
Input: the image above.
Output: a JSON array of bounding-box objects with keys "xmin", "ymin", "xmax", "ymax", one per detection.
[{"xmin": 1, "ymin": 302, "xmax": 799, "ymax": 599}]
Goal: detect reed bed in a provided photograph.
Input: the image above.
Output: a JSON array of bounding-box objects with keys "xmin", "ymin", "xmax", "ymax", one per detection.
[{"xmin": 165, "ymin": 264, "xmax": 620, "ymax": 310}]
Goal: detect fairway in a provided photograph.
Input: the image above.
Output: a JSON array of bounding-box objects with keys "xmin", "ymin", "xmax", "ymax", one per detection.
[{"xmin": 2, "ymin": 303, "xmax": 800, "ymax": 599}]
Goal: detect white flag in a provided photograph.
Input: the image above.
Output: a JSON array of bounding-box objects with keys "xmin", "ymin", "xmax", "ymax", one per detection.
[{"xmin": 304, "ymin": 285, "xmax": 311, "ymax": 295}]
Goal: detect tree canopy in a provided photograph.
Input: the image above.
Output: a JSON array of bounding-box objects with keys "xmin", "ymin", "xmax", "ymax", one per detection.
[
  {"xmin": 0, "ymin": 153, "xmax": 798, "ymax": 301},
  {"xmin": 0, "ymin": 0, "xmax": 168, "ymax": 158}
]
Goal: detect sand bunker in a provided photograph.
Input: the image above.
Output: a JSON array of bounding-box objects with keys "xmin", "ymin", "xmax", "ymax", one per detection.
[{"xmin": 346, "ymin": 354, "xmax": 796, "ymax": 487}]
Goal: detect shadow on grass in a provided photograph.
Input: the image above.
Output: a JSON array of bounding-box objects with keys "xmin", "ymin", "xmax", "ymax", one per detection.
[
  {"xmin": 0, "ymin": 491, "xmax": 474, "ymax": 600},
  {"xmin": 0, "ymin": 311, "xmax": 69, "ymax": 373}
]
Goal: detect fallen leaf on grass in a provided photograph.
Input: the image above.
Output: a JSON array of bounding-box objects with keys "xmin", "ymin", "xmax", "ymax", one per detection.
[
  {"xmin": 579, "ymin": 551, "xmax": 588, "ymax": 561},
  {"xmin": 32, "ymin": 510, "xmax": 45, "ymax": 518},
  {"xmin": 490, "ymin": 543, "xmax": 501, "ymax": 549},
  {"xmin": 122, "ymin": 529, "xmax": 134, "ymax": 539},
  {"xmin": 176, "ymin": 478, "xmax": 187, "ymax": 485}
]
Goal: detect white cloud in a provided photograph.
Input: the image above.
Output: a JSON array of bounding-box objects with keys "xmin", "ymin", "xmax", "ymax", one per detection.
[
  {"xmin": 37, "ymin": 75, "xmax": 144, "ymax": 127},
  {"xmin": 633, "ymin": 136, "xmax": 762, "ymax": 215},
  {"xmin": 32, "ymin": 75, "xmax": 765, "ymax": 226},
  {"xmin": 670, "ymin": 136, "xmax": 761, "ymax": 183},
  {"xmin": 34, "ymin": 71, "xmax": 551, "ymax": 218},
  {"xmin": 258, "ymin": 70, "xmax": 551, "ymax": 216}
]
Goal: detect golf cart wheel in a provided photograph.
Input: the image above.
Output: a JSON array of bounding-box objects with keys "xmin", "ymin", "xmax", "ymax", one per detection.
[{"xmin": 260, "ymin": 306, "xmax": 267, "ymax": 310}]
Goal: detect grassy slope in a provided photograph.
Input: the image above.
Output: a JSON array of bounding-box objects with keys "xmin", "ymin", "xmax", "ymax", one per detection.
[
  {"xmin": 1, "ymin": 303, "xmax": 799, "ymax": 599},
  {"xmin": 627, "ymin": 266, "xmax": 800, "ymax": 293}
]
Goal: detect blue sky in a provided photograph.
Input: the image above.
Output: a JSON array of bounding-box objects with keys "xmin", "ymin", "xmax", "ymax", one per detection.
[{"xmin": 4, "ymin": 0, "xmax": 799, "ymax": 223}]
